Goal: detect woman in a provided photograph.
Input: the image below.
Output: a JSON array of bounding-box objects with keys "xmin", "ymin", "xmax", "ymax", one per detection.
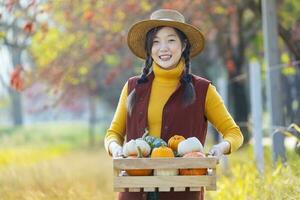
[{"xmin": 104, "ymin": 9, "xmax": 243, "ymax": 200}]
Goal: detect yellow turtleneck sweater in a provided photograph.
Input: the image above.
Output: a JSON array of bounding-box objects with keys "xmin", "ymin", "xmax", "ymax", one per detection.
[{"xmin": 104, "ymin": 60, "xmax": 243, "ymax": 154}]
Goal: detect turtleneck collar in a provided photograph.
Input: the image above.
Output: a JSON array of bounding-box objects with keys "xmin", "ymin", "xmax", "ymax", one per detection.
[{"xmin": 152, "ymin": 59, "xmax": 185, "ymax": 84}]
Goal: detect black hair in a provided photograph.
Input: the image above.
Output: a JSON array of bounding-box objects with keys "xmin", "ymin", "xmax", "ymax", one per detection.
[{"xmin": 127, "ymin": 26, "xmax": 195, "ymax": 115}]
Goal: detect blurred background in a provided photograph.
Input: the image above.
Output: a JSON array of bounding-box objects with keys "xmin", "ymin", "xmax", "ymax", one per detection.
[{"xmin": 0, "ymin": 0, "xmax": 299, "ymax": 199}]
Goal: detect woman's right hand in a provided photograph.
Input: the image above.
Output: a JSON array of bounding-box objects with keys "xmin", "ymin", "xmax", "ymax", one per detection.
[{"xmin": 109, "ymin": 142, "xmax": 123, "ymax": 158}]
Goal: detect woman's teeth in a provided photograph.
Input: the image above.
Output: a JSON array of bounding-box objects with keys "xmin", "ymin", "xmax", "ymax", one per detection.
[{"xmin": 159, "ymin": 55, "xmax": 172, "ymax": 61}]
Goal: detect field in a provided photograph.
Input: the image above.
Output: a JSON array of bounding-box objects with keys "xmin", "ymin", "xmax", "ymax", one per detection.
[{"xmin": 0, "ymin": 123, "xmax": 299, "ymax": 200}]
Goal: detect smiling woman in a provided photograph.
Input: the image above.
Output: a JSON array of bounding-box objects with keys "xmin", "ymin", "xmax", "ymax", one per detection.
[{"xmin": 104, "ymin": 9, "xmax": 244, "ymax": 200}]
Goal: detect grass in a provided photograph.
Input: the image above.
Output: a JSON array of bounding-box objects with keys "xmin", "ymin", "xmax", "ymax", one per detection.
[
  {"xmin": 0, "ymin": 149, "xmax": 115, "ymax": 200},
  {"xmin": 0, "ymin": 122, "xmax": 104, "ymax": 167},
  {"xmin": 0, "ymin": 122, "xmax": 104, "ymax": 148},
  {"xmin": 0, "ymin": 145, "xmax": 70, "ymax": 167},
  {"xmin": 0, "ymin": 122, "xmax": 115, "ymax": 200},
  {"xmin": 207, "ymin": 146, "xmax": 300, "ymax": 200},
  {"xmin": 0, "ymin": 123, "xmax": 299, "ymax": 200}
]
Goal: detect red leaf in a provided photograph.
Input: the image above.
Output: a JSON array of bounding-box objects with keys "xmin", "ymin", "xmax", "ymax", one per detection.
[
  {"xmin": 10, "ymin": 67, "xmax": 24, "ymax": 92},
  {"xmin": 83, "ymin": 10, "xmax": 94, "ymax": 22},
  {"xmin": 23, "ymin": 22, "xmax": 33, "ymax": 33},
  {"xmin": 228, "ymin": 5, "xmax": 237, "ymax": 14}
]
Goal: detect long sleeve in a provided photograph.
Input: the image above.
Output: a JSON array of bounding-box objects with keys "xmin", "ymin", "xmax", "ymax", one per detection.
[
  {"xmin": 104, "ymin": 82, "xmax": 128, "ymax": 154},
  {"xmin": 205, "ymin": 84, "xmax": 244, "ymax": 153}
]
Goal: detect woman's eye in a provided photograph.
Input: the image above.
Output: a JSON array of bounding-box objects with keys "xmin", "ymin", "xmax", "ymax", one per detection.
[
  {"xmin": 169, "ymin": 39, "xmax": 176, "ymax": 42},
  {"xmin": 153, "ymin": 40, "xmax": 159, "ymax": 43}
]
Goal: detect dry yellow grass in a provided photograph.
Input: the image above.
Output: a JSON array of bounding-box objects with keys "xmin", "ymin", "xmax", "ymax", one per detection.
[
  {"xmin": 0, "ymin": 146, "xmax": 299, "ymax": 200},
  {"xmin": 0, "ymin": 122, "xmax": 299, "ymax": 200},
  {"xmin": 0, "ymin": 148, "xmax": 117, "ymax": 200}
]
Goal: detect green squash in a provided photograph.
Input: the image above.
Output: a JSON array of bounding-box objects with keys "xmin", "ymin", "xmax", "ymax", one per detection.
[{"xmin": 142, "ymin": 128, "xmax": 167, "ymax": 149}]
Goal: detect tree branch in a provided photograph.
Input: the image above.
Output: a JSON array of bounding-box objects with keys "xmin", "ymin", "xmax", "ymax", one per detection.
[
  {"xmin": 248, "ymin": 0, "xmax": 300, "ymax": 66},
  {"xmin": 243, "ymin": 16, "xmax": 261, "ymax": 42},
  {"xmin": 278, "ymin": 24, "xmax": 300, "ymax": 61}
]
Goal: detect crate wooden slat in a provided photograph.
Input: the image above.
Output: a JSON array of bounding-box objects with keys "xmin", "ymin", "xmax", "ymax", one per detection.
[
  {"xmin": 206, "ymin": 168, "xmax": 217, "ymax": 191},
  {"xmin": 114, "ymin": 175, "xmax": 216, "ymax": 188},
  {"xmin": 143, "ymin": 187, "xmax": 156, "ymax": 192},
  {"xmin": 173, "ymin": 187, "xmax": 186, "ymax": 192},
  {"xmin": 128, "ymin": 188, "xmax": 142, "ymax": 192},
  {"xmin": 189, "ymin": 187, "xmax": 202, "ymax": 191},
  {"xmin": 158, "ymin": 187, "xmax": 171, "ymax": 192},
  {"xmin": 114, "ymin": 157, "xmax": 217, "ymax": 169},
  {"xmin": 113, "ymin": 157, "xmax": 218, "ymax": 192}
]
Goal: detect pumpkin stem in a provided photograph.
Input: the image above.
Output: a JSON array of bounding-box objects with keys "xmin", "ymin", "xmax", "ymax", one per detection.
[
  {"xmin": 142, "ymin": 128, "xmax": 149, "ymax": 139},
  {"xmin": 136, "ymin": 146, "xmax": 143, "ymax": 158}
]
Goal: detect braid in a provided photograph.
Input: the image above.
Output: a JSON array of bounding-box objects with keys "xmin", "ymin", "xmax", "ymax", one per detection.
[
  {"xmin": 137, "ymin": 28, "xmax": 157, "ymax": 84},
  {"xmin": 127, "ymin": 28, "xmax": 160, "ymax": 115},
  {"xmin": 127, "ymin": 55, "xmax": 153, "ymax": 115},
  {"xmin": 181, "ymin": 41, "xmax": 196, "ymax": 106},
  {"xmin": 137, "ymin": 56, "xmax": 152, "ymax": 84}
]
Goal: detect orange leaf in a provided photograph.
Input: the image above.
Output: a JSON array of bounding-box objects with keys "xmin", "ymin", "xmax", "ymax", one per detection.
[
  {"xmin": 83, "ymin": 10, "xmax": 94, "ymax": 21},
  {"xmin": 23, "ymin": 22, "xmax": 33, "ymax": 33},
  {"xmin": 10, "ymin": 68, "xmax": 24, "ymax": 92}
]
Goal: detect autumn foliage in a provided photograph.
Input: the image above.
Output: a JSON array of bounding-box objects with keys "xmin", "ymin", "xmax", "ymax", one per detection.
[{"xmin": 10, "ymin": 67, "xmax": 25, "ymax": 92}]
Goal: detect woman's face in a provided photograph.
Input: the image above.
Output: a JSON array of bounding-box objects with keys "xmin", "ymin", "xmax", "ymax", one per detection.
[{"xmin": 151, "ymin": 27, "xmax": 185, "ymax": 70}]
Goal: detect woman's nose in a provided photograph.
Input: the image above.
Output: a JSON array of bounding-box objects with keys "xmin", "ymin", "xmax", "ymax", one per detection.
[{"xmin": 159, "ymin": 43, "xmax": 169, "ymax": 52}]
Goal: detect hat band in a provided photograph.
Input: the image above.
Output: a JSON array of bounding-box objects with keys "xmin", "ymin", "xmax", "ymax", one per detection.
[{"xmin": 155, "ymin": 18, "xmax": 185, "ymax": 23}]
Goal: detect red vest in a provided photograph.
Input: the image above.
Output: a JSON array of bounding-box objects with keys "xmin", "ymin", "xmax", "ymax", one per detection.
[{"xmin": 120, "ymin": 72, "xmax": 210, "ymax": 200}]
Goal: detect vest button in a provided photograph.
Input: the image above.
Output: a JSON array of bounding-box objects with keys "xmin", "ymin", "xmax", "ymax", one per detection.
[
  {"xmin": 139, "ymin": 111, "xmax": 143, "ymax": 115},
  {"xmin": 164, "ymin": 125, "xmax": 168, "ymax": 130}
]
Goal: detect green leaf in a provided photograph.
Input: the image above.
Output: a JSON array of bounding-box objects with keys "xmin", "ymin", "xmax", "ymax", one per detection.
[{"xmin": 104, "ymin": 54, "xmax": 120, "ymax": 68}]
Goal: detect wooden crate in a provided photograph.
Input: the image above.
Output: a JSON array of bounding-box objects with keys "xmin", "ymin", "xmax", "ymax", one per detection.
[{"xmin": 113, "ymin": 157, "xmax": 218, "ymax": 192}]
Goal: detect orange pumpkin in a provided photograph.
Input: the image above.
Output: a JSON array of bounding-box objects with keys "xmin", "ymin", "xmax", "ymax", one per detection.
[
  {"xmin": 151, "ymin": 146, "xmax": 174, "ymax": 158},
  {"xmin": 125, "ymin": 147, "xmax": 153, "ymax": 176},
  {"xmin": 151, "ymin": 146, "xmax": 178, "ymax": 176},
  {"xmin": 168, "ymin": 135, "xmax": 185, "ymax": 151},
  {"xmin": 179, "ymin": 151, "xmax": 207, "ymax": 175},
  {"xmin": 126, "ymin": 157, "xmax": 153, "ymax": 176}
]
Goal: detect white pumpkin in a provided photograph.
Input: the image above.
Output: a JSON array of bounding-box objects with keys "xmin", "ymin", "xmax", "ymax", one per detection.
[
  {"xmin": 123, "ymin": 139, "xmax": 151, "ymax": 157},
  {"xmin": 135, "ymin": 139, "xmax": 151, "ymax": 156},
  {"xmin": 122, "ymin": 140, "xmax": 136, "ymax": 157},
  {"xmin": 154, "ymin": 169, "xmax": 178, "ymax": 176},
  {"xmin": 177, "ymin": 137, "xmax": 204, "ymax": 156}
]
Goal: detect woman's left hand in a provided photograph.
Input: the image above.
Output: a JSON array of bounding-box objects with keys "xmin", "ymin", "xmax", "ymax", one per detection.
[{"xmin": 208, "ymin": 141, "xmax": 230, "ymax": 158}]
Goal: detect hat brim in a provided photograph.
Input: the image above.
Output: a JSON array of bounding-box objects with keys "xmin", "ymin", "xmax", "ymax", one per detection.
[{"xmin": 127, "ymin": 19, "xmax": 205, "ymax": 59}]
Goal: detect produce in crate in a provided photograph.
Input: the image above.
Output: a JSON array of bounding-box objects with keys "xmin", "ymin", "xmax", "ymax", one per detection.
[
  {"xmin": 122, "ymin": 138, "xmax": 151, "ymax": 157},
  {"xmin": 167, "ymin": 135, "xmax": 185, "ymax": 151},
  {"xmin": 179, "ymin": 151, "xmax": 207, "ymax": 175},
  {"xmin": 126, "ymin": 147, "xmax": 153, "ymax": 176},
  {"xmin": 177, "ymin": 137, "xmax": 204, "ymax": 156},
  {"xmin": 151, "ymin": 146, "xmax": 178, "ymax": 176},
  {"xmin": 142, "ymin": 129, "xmax": 167, "ymax": 149}
]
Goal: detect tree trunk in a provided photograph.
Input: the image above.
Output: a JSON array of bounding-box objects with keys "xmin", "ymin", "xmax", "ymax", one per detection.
[
  {"xmin": 228, "ymin": 8, "xmax": 250, "ymax": 144},
  {"xmin": 231, "ymin": 81, "xmax": 250, "ymax": 143},
  {"xmin": 8, "ymin": 88, "xmax": 23, "ymax": 126},
  {"xmin": 8, "ymin": 46, "xmax": 24, "ymax": 126},
  {"xmin": 88, "ymin": 94, "xmax": 97, "ymax": 147}
]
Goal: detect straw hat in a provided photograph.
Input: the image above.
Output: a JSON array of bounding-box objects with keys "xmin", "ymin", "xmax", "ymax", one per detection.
[{"xmin": 127, "ymin": 9, "xmax": 205, "ymax": 59}]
